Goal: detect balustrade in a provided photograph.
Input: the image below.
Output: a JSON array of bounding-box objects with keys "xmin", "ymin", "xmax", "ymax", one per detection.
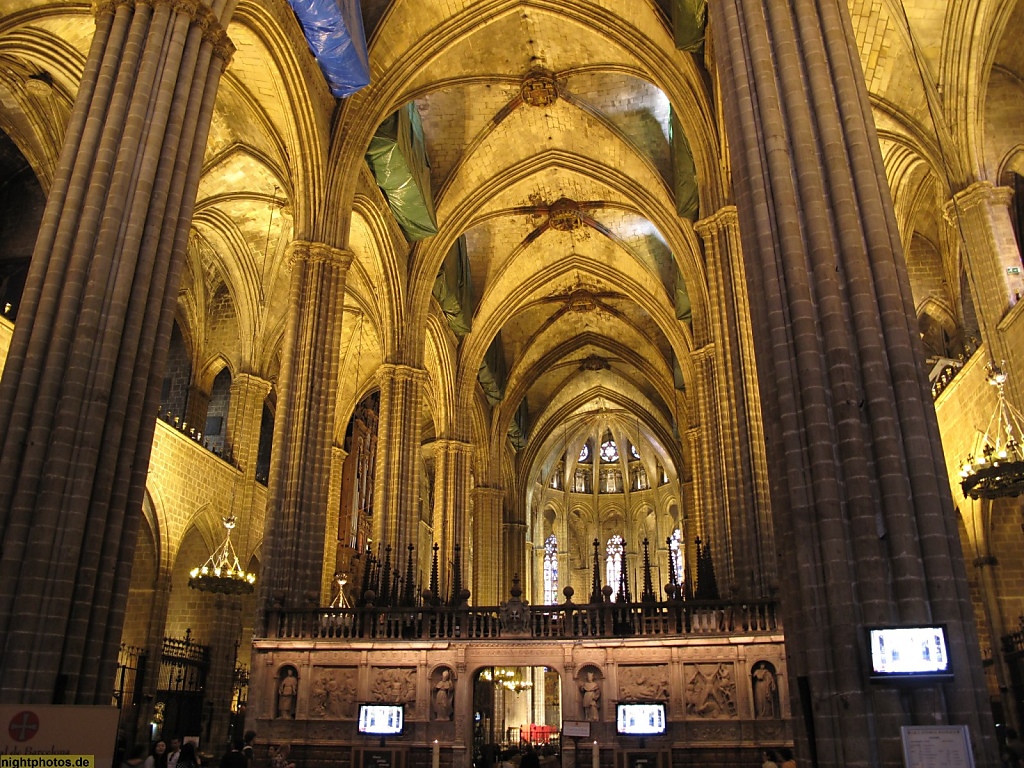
[{"xmin": 265, "ymin": 598, "xmax": 780, "ymax": 642}]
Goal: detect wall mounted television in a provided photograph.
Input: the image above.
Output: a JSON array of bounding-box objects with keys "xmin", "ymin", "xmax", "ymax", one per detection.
[
  {"xmin": 357, "ymin": 704, "xmax": 404, "ymax": 735},
  {"xmin": 867, "ymin": 626, "xmax": 953, "ymax": 682},
  {"xmin": 616, "ymin": 702, "xmax": 666, "ymax": 735}
]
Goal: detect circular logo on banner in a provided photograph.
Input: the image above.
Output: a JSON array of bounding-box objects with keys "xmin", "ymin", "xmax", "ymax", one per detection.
[{"xmin": 8, "ymin": 710, "xmax": 39, "ymax": 742}]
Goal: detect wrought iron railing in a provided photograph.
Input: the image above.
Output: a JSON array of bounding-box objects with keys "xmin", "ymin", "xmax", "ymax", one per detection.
[{"xmin": 265, "ymin": 598, "xmax": 780, "ymax": 642}]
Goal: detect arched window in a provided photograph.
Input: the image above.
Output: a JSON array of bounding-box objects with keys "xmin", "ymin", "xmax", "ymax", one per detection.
[
  {"xmin": 578, "ymin": 443, "xmax": 590, "ymax": 462},
  {"xmin": 543, "ymin": 535, "xmax": 559, "ymax": 605},
  {"xmin": 669, "ymin": 529, "xmax": 684, "ymax": 585},
  {"xmin": 630, "ymin": 442, "xmax": 641, "ymax": 460},
  {"xmin": 606, "ymin": 535, "xmax": 624, "ymax": 601}
]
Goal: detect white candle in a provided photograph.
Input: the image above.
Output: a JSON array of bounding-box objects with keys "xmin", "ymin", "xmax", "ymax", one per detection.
[
  {"xmin": 433, "ymin": 740, "xmax": 440, "ymax": 768},
  {"xmin": 592, "ymin": 741, "xmax": 599, "ymax": 768}
]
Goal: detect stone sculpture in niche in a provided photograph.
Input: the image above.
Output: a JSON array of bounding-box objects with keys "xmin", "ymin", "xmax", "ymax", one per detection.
[
  {"xmin": 685, "ymin": 663, "xmax": 737, "ymax": 719},
  {"xmin": 579, "ymin": 670, "xmax": 602, "ymax": 720},
  {"xmin": 619, "ymin": 665, "xmax": 669, "ymax": 701},
  {"xmin": 751, "ymin": 661, "xmax": 779, "ymax": 719},
  {"xmin": 433, "ymin": 668, "xmax": 455, "ymax": 721},
  {"xmin": 276, "ymin": 667, "xmax": 298, "ymax": 719},
  {"xmin": 372, "ymin": 667, "xmax": 417, "ymax": 704}
]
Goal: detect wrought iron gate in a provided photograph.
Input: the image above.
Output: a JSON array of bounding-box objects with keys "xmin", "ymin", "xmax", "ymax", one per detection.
[{"xmin": 156, "ymin": 629, "xmax": 209, "ymax": 742}]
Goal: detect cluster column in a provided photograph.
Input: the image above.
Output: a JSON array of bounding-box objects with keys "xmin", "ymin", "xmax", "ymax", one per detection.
[
  {"xmin": 945, "ymin": 182, "xmax": 1024, "ymax": 364},
  {"xmin": 261, "ymin": 242, "xmax": 352, "ymax": 609},
  {"xmin": 0, "ymin": 0, "xmax": 236, "ymax": 703},
  {"xmin": 694, "ymin": 207, "xmax": 774, "ymax": 594},
  {"xmin": 712, "ymin": 1, "xmax": 997, "ymax": 764},
  {"xmin": 472, "ymin": 486, "xmax": 504, "ymax": 604},
  {"xmin": 373, "ymin": 364, "xmax": 428, "ymax": 559},
  {"xmin": 431, "ymin": 438, "xmax": 473, "ymax": 600}
]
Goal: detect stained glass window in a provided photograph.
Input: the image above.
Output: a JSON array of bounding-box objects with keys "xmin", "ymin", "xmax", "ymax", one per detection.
[
  {"xmin": 578, "ymin": 443, "xmax": 590, "ymax": 462},
  {"xmin": 543, "ymin": 535, "xmax": 559, "ymax": 605},
  {"xmin": 630, "ymin": 442, "xmax": 641, "ymax": 460},
  {"xmin": 606, "ymin": 535, "xmax": 624, "ymax": 601},
  {"xmin": 669, "ymin": 528, "xmax": 684, "ymax": 585},
  {"xmin": 600, "ymin": 439, "xmax": 619, "ymax": 463}
]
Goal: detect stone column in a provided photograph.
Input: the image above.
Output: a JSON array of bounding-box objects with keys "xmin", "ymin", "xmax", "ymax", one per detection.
[
  {"xmin": 694, "ymin": 207, "xmax": 774, "ymax": 594},
  {"xmin": 204, "ymin": 594, "xmax": 243, "ymax": 750},
  {"xmin": 431, "ymin": 438, "xmax": 473, "ymax": 600},
  {"xmin": 472, "ymin": 486, "xmax": 504, "ymax": 605},
  {"xmin": 0, "ymin": 0, "xmax": 236, "ymax": 703},
  {"xmin": 322, "ymin": 444, "xmax": 348, "ymax": 603},
  {"xmin": 502, "ymin": 519, "xmax": 525, "ymax": 598},
  {"xmin": 261, "ymin": 242, "xmax": 353, "ymax": 609},
  {"xmin": 712, "ymin": 1, "xmax": 997, "ymax": 765},
  {"xmin": 944, "ymin": 182, "xmax": 1024, "ymax": 366},
  {"xmin": 225, "ymin": 373, "xmax": 271, "ymax": 475},
  {"xmin": 373, "ymin": 364, "xmax": 428, "ymax": 559}
]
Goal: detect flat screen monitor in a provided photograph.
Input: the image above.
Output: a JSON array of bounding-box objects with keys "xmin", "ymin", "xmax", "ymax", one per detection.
[
  {"xmin": 867, "ymin": 626, "xmax": 952, "ymax": 681},
  {"xmin": 357, "ymin": 704, "xmax": 404, "ymax": 735},
  {"xmin": 616, "ymin": 702, "xmax": 666, "ymax": 735}
]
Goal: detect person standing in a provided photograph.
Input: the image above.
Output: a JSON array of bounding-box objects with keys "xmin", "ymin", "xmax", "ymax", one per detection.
[
  {"xmin": 144, "ymin": 741, "xmax": 168, "ymax": 768},
  {"xmin": 167, "ymin": 739, "xmax": 182, "ymax": 768},
  {"xmin": 220, "ymin": 740, "xmax": 247, "ymax": 768},
  {"xmin": 242, "ymin": 732, "xmax": 256, "ymax": 768}
]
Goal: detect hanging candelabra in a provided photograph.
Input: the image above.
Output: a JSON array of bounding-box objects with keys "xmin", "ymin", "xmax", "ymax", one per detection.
[
  {"xmin": 960, "ymin": 362, "xmax": 1024, "ymax": 499},
  {"xmin": 189, "ymin": 515, "xmax": 256, "ymax": 594}
]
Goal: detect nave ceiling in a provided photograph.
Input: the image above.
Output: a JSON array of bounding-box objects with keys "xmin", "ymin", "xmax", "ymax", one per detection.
[{"xmin": 1, "ymin": 0, "xmax": 1024, "ymax": 527}]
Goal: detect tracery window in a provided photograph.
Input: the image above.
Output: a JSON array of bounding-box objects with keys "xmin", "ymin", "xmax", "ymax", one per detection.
[
  {"xmin": 606, "ymin": 535, "xmax": 624, "ymax": 601},
  {"xmin": 669, "ymin": 529, "xmax": 684, "ymax": 585},
  {"xmin": 543, "ymin": 535, "xmax": 559, "ymax": 604},
  {"xmin": 578, "ymin": 443, "xmax": 590, "ymax": 462},
  {"xmin": 630, "ymin": 442, "xmax": 641, "ymax": 460},
  {"xmin": 600, "ymin": 439, "xmax": 619, "ymax": 463}
]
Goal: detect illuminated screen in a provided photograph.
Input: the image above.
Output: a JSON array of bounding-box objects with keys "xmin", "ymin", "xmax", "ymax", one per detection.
[
  {"xmin": 616, "ymin": 703, "xmax": 666, "ymax": 735},
  {"xmin": 868, "ymin": 626, "xmax": 951, "ymax": 679},
  {"xmin": 357, "ymin": 704, "xmax": 404, "ymax": 735}
]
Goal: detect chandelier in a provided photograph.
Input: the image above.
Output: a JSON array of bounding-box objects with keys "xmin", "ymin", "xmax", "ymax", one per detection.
[
  {"xmin": 480, "ymin": 667, "xmax": 533, "ymax": 694},
  {"xmin": 959, "ymin": 362, "xmax": 1024, "ymax": 500},
  {"xmin": 189, "ymin": 515, "xmax": 257, "ymax": 594}
]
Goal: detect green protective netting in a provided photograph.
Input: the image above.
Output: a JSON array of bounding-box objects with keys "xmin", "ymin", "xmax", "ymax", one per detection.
[
  {"xmin": 671, "ymin": 0, "xmax": 707, "ymax": 52},
  {"xmin": 671, "ymin": 110, "xmax": 699, "ymax": 221},
  {"xmin": 365, "ymin": 103, "xmax": 438, "ymax": 241},
  {"xmin": 675, "ymin": 266, "xmax": 692, "ymax": 324},
  {"xmin": 508, "ymin": 398, "xmax": 529, "ymax": 450},
  {"xmin": 478, "ymin": 334, "xmax": 506, "ymax": 407},
  {"xmin": 673, "ymin": 353, "xmax": 687, "ymax": 392},
  {"xmin": 432, "ymin": 235, "xmax": 473, "ymax": 338}
]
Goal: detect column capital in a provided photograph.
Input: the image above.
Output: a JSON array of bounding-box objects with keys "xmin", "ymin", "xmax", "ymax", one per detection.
[
  {"xmin": 473, "ymin": 486, "xmax": 505, "ymax": 502},
  {"xmin": 435, "ymin": 438, "xmax": 474, "ymax": 455},
  {"xmin": 693, "ymin": 205, "xmax": 739, "ymax": 239},
  {"xmin": 944, "ymin": 181, "xmax": 1014, "ymax": 224},
  {"xmin": 232, "ymin": 371, "xmax": 272, "ymax": 397},
  {"xmin": 286, "ymin": 240, "xmax": 354, "ymax": 270},
  {"xmin": 377, "ymin": 363, "xmax": 429, "ymax": 385}
]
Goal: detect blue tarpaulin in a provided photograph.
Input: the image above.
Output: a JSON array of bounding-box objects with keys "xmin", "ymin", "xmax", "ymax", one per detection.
[{"xmin": 288, "ymin": 0, "xmax": 370, "ymax": 98}]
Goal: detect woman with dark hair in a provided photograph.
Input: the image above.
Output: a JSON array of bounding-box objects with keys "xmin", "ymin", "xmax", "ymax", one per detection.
[
  {"xmin": 177, "ymin": 742, "xmax": 200, "ymax": 768},
  {"xmin": 144, "ymin": 741, "xmax": 168, "ymax": 768}
]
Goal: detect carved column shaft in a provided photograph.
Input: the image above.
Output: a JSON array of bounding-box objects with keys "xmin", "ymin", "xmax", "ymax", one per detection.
[
  {"xmin": 0, "ymin": 0, "xmax": 235, "ymax": 702},
  {"xmin": 373, "ymin": 364, "xmax": 428, "ymax": 561},
  {"xmin": 431, "ymin": 438, "xmax": 473, "ymax": 598},
  {"xmin": 225, "ymin": 372, "xmax": 271, "ymax": 474},
  {"xmin": 945, "ymin": 182, "xmax": 1024, "ymax": 378},
  {"xmin": 713, "ymin": 1, "xmax": 996, "ymax": 764},
  {"xmin": 472, "ymin": 486, "xmax": 504, "ymax": 604},
  {"xmin": 262, "ymin": 242, "xmax": 353, "ymax": 608},
  {"xmin": 322, "ymin": 444, "xmax": 348, "ymax": 603},
  {"xmin": 695, "ymin": 208, "xmax": 774, "ymax": 594}
]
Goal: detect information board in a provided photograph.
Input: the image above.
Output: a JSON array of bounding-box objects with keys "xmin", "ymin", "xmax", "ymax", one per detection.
[
  {"xmin": 0, "ymin": 705, "xmax": 118, "ymax": 766},
  {"xmin": 562, "ymin": 721, "xmax": 591, "ymax": 739},
  {"xmin": 900, "ymin": 725, "xmax": 975, "ymax": 768}
]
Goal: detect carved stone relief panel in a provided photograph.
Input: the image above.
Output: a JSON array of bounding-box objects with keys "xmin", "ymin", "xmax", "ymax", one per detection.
[
  {"xmin": 310, "ymin": 667, "xmax": 358, "ymax": 719},
  {"xmin": 684, "ymin": 663, "xmax": 737, "ymax": 719},
  {"xmin": 371, "ymin": 667, "xmax": 417, "ymax": 704},
  {"xmin": 618, "ymin": 665, "xmax": 670, "ymax": 701}
]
